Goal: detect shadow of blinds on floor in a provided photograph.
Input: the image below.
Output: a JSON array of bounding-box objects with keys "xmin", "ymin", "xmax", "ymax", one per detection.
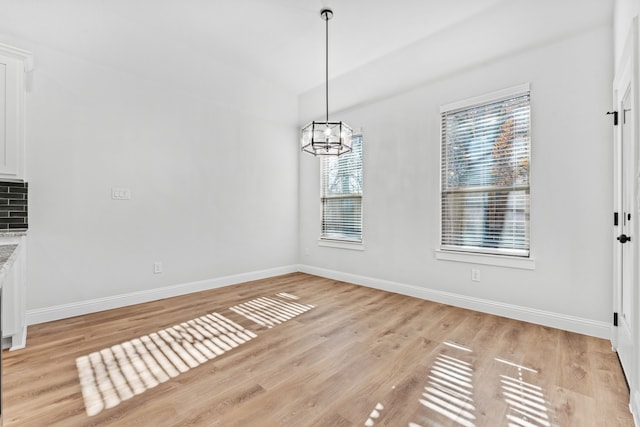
[{"xmin": 76, "ymin": 312, "xmax": 256, "ymax": 417}]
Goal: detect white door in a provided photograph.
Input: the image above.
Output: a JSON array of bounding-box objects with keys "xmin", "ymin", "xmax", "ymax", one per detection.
[
  {"xmin": 613, "ymin": 19, "xmax": 637, "ymax": 388},
  {"xmin": 616, "ymin": 82, "xmax": 635, "ymax": 383}
]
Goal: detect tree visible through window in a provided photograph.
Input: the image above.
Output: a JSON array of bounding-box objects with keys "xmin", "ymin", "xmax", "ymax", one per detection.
[
  {"xmin": 441, "ymin": 88, "xmax": 530, "ymax": 257},
  {"xmin": 320, "ymin": 135, "xmax": 363, "ymax": 242}
]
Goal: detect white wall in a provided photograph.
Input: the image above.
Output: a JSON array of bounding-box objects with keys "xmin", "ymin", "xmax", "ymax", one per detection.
[
  {"xmin": 0, "ymin": 3, "xmax": 615, "ymax": 334},
  {"xmin": 1, "ymin": 36, "xmax": 299, "ymax": 312},
  {"xmin": 615, "ymin": 0, "xmax": 640, "ymax": 68},
  {"xmin": 299, "ymin": 24, "xmax": 614, "ymax": 333}
]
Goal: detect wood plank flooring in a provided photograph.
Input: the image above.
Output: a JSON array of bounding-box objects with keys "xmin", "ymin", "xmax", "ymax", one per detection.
[{"xmin": 2, "ymin": 273, "xmax": 633, "ymax": 426}]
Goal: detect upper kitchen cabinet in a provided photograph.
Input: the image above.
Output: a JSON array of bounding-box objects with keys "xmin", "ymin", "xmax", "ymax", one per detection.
[{"xmin": 0, "ymin": 43, "xmax": 33, "ymax": 180}]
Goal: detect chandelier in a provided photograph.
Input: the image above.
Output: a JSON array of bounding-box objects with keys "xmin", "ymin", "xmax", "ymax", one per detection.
[{"xmin": 301, "ymin": 8, "xmax": 353, "ymax": 156}]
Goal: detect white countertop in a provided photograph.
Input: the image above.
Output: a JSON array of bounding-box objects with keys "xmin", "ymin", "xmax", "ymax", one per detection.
[{"xmin": 0, "ymin": 231, "xmax": 26, "ymax": 237}]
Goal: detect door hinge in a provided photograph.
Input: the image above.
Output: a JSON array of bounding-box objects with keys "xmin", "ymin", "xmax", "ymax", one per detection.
[
  {"xmin": 607, "ymin": 111, "xmax": 619, "ymax": 126},
  {"xmin": 614, "ymin": 312, "xmax": 619, "ymax": 327},
  {"xmin": 614, "ymin": 212, "xmax": 619, "ymax": 226}
]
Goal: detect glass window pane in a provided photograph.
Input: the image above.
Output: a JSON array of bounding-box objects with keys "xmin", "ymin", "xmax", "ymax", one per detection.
[
  {"xmin": 441, "ymin": 91, "xmax": 530, "ymax": 257},
  {"xmin": 320, "ymin": 135, "xmax": 363, "ymax": 241}
]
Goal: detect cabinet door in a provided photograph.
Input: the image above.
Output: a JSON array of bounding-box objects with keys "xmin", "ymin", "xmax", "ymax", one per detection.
[
  {"xmin": 0, "ymin": 54, "xmax": 21, "ymax": 178},
  {"xmin": 0, "ymin": 240, "xmax": 25, "ymax": 350},
  {"xmin": 1, "ymin": 255, "xmax": 16, "ymax": 339}
]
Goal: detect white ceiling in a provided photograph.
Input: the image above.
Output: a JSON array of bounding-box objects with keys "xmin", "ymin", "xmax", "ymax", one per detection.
[{"xmin": 1, "ymin": 0, "xmax": 613, "ymax": 94}]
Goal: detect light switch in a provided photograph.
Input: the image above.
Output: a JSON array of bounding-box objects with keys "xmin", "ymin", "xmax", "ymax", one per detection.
[
  {"xmin": 154, "ymin": 261, "xmax": 162, "ymax": 274},
  {"xmin": 111, "ymin": 188, "xmax": 131, "ymax": 200}
]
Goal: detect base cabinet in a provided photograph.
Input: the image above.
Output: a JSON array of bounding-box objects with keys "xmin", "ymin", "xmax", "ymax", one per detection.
[{"xmin": 1, "ymin": 236, "xmax": 26, "ymax": 351}]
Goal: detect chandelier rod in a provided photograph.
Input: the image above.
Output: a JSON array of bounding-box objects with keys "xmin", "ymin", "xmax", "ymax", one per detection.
[{"xmin": 324, "ymin": 10, "xmax": 329, "ymax": 124}]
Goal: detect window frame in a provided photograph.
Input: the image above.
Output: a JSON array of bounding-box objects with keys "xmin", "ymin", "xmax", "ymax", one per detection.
[
  {"xmin": 318, "ymin": 133, "xmax": 364, "ymax": 249},
  {"xmin": 436, "ymin": 84, "xmax": 535, "ymax": 269}
]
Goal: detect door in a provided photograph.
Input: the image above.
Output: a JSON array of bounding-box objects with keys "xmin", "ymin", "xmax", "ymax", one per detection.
[
  {"xmin": 615, "ymin": 82, "xmax": 635, "ymax": 384},
  {"xmin": 613, "ymin": 19, "xmax": 638, "ymax": 388}
]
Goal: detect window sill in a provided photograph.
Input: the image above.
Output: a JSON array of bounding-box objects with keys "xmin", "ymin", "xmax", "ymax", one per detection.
[
  {"xmin": 318, "ymin": 239, "xmax": 365, "ymax": 251},
  {"xmin": 435, "ymin": 249, "xmax": 535, "ymax": 270}
]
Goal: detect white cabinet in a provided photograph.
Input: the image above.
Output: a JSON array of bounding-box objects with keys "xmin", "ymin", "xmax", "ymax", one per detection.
[
  {"xmin": 0, "ymin": 236, "xmax": 26, "ymax": 350},
  {"xmin": 0, "ymin": 43, "xmax": 32, "ymax": 181},
  {"xmin": 0, "ymin": 42, "xmax": 31, "ymax": 350}
]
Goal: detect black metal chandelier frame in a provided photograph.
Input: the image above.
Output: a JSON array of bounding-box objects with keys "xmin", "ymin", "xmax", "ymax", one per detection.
[{"xmin": 300, "ymin": 8, "xmax": 353, "ymax": 156}]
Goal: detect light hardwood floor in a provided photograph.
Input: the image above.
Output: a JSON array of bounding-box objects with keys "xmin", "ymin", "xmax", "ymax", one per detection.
[{"xmin": 3, "ymin": 273, "xmax": 634, "ymax": 426}]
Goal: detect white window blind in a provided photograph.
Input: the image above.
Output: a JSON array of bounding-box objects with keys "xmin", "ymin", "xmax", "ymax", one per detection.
[
  {"xmin": 441, "ymin": 89, "xmax": 530, "ymax": 257},
  {"xmin": 321, "ymin": 135, "xmax": 363, "ymax": 242}
]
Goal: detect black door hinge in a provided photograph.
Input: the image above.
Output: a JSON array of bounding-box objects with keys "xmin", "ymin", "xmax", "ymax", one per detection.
[
  {"xmin": 614, "ymin": 212, "xmax": 619, "ymax": 226},
  {"xmin": 607, "ymin": 111, "xmax": 619, "ymax": 126},
  {"xmin": 614, "ymin": 312, "xmax": 619, "ymax": 327}
]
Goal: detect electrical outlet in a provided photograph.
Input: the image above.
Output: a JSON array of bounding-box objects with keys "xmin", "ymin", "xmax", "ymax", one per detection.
[
  {"xmin": 154, "ymin": 261, "xmax": 162, "ymax": 274},
  {"xmin": 304, "ymin": 247, "xmax": 310, "ymax": 256},
  {"xmin": 471, "ymin": 268, "xmax": 481, "ymax": 282}
]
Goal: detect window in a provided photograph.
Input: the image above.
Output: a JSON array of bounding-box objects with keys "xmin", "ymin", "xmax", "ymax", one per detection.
[
  {"xmin": 320, "ymin": 135, "xmax": 363, "ymax": 242},
  {"xmin": 440, "ymin": 85, "xmax": 530, "ymax": 257}
]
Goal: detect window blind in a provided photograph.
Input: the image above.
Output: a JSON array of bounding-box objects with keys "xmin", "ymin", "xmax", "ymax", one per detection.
[
  {"xmin": 321, "ymin": 135, "xmax": 363, "ymax": 241},
  {"xmin": 441, "ymin": 92, "xmax": 530, "ymax": 257}
]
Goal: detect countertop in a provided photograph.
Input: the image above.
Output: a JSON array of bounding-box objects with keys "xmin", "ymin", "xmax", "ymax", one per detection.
[{"xmin": 0, "ymin": 230, "xmax": 26, "ymax": 237}]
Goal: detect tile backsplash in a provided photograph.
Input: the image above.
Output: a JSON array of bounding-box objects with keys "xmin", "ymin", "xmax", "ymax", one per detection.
[{"xmin": 0, "ymin": 181, "xmax": 28, "ymax": 230}]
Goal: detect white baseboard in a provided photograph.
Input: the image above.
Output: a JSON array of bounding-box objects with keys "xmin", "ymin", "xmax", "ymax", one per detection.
[
  {"xmin": 9, "ymin": 324, "xmax": 27, "ymax": 351},
  {"xmin": 632, "ymin": 391, "xmax": 640, "ymax": 427},
  {"xmin": 26, "ymin": 263, "xmax": 611, "ymax": 341},
  {"xmin": 26, "ymin": 265, "xmax": 298, "ymax": 326},
  {"xmin": 298, "ymin": 264, "xmax": 611, "ymax": 340}
]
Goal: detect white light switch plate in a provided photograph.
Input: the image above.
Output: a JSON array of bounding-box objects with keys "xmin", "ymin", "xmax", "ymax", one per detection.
[{"xmin": 111, "ymin": 188, "xmax": 131, "ymax": 200}]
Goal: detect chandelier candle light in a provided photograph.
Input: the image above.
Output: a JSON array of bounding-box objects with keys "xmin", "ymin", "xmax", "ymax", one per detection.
[{"xmin": 301, "ymin": 8, "xmax": 353, "ymax": 156}]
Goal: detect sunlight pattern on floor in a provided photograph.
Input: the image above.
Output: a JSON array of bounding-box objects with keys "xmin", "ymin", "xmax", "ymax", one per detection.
[
  {"xmin": 418, "ymin": 342, "xmax": 476, "ymax": 427},
  {"xmin": 276, "ymin": 292, "xmax": 300, "ymax": 300},
  {"xmin": 360, "ymin": 341, "xmax": 559, "ymax": 427},
  {"xmin": 496, "ymin": 358, "xmax": 552, "ymax": 427},
  {"xmin": 363, "ymin": 341, "xmax": 477, "ymax": 427},
  {"xmin": 363, "ymin": 402, "xmax": 385, "ymax": 426},
  {"xmin": 76, "ymin": 312, "xmax": 256, "ymax": 417},
  {"xmin": 229, "ymin": 294, "xmax": 315, "ymax": 328}
]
